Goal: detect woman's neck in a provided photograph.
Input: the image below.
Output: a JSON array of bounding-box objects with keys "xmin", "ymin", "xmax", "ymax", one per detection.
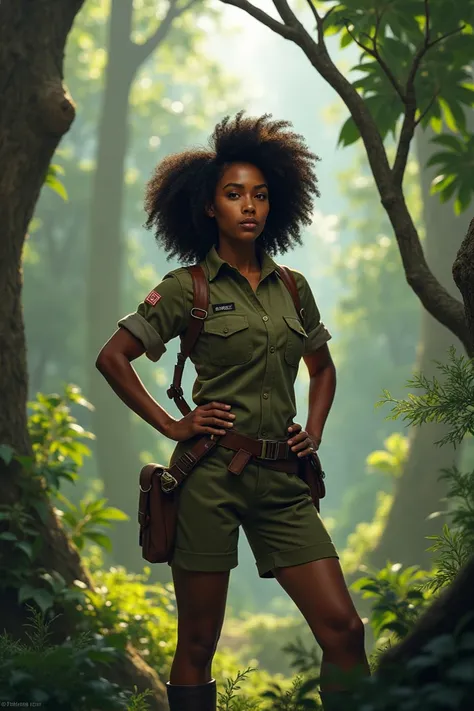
[{"xmin": 217, "ymin": 240, "xmax": 260, "ymax": 276}]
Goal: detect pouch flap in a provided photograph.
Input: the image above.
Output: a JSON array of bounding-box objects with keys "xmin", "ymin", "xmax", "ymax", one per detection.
[{"xmin": 139, "ymin": 464, "xmax": 164, "ymax": 492}]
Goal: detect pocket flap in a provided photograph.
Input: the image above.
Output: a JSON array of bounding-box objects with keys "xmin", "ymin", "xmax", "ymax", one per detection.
[
  {"xmin": 283, "ymin": 316, "xmax": 308, "ymax": 338},
  {"xmin": 204, "ymin": 314, "xmax": 249, "ymax": 338}
]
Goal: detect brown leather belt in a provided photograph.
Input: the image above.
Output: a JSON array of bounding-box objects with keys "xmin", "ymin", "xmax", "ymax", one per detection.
[
  {"xmin": 165, "ymin": 430, "xmax": 300, "ymax": 494},
  {"xmin": 217, "ymin": 430, "xmax": 300, "ymax": 476}
]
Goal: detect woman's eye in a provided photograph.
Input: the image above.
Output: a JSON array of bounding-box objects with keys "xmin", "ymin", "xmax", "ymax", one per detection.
[
  {"xmin": 227, "ymin": 192, "xmax": 239, "ymax": 199},
  {"xmin": 256, "ymin": 193, "xmax": 268, "ymax": 200}
]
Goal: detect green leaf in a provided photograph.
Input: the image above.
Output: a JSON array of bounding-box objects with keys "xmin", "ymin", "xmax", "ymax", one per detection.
[
  {"xmin": 97, "ymin": 506, "xmax": 129, "ymax": 522},
  {"xmin": 18, "ymin": 584, "xmax": 38, "ymax": 604},
  {"xmin": 338, "ymin": 116, "xmax": 360, "ymax": 147},
  {"xmin": 85, "ymin": 531, "xmax": 113, "ymax": 551},
  {"xmin": 30, "ymin": 588, "xmax": 54, "ymax": 614},
  {"xmin": 45, "ymin": 165, "xmax": 69, "ymax": 201},
  {"xmin": 31, "ymin": 499, "xmax": 51, "ymax": 525},
  {"xmin": 0, "ymin": 531, "xmax": 18, "ymax": 541},
  {"xmin": 0, "ymin": 444, "xmax": 15, "ymax": 464},
  {"xmin": 447, "ymin": 658, "xmax": 474, "ymax": 682},
  {"xmin": 423, "ymin": 634, "xmax": 456, "ymax": 658},
  {"xmin": 454, "ymin": 183, "xmax": 472, "ymax": 214},
  {"xmin": 340, "ymin": 30, "xmax": 353, "ymax": 48},
  {"xmin": 15, "ymin": 541, "xmax": 34, "ymax": 559}
]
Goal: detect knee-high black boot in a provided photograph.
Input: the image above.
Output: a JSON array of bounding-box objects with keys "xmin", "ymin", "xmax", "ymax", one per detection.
[
  {"xmin": 319, "ymin": 690, "xmax": 353, "ymax": 710},
  {"xmin": 166, "ymin": 678, "xmax": 216, "ymax": 711}
]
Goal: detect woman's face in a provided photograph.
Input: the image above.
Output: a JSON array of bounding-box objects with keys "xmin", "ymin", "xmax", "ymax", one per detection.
[{"xmin": 208, "ymin": 162, "xmax": 269, "ymax": 245}]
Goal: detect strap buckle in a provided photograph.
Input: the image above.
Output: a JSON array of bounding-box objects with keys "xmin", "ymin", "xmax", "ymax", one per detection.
[
  {"xmin": 176, "ymin": 451, "xmax": 197, "ymax": 474},
  {"xmin": 160, "ymin": 471, "xmax": 179, "ymax": 493},
  {"xmin": 260, "ymin": 439, "xmax": 281, "ymax": 461},
  {"xmin": 167, "ymin": 384, "xmax": 183, "ymax": 400},
  {"xmin": 190, "ymin": 307, "xmax": 208, "ymax": 320}
]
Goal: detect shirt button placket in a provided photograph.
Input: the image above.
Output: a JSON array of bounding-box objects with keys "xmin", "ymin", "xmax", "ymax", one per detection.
[{"xmin": 260, "ymin": 312, "xmax": 273, "ymax": 437}]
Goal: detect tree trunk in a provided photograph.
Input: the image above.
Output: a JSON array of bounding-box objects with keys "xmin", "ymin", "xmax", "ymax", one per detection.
[
  {"xmin": 369, "ymin": 128, "xmax": 469, "ymax": 569},
  {"xmin": 0, "ymin": 3, "xmax": 167, "ymax": 706}
]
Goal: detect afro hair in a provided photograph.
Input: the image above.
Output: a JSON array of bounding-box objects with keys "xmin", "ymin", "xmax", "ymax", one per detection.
[{"xmin": 144, "ymin": 111, "xmax": 320, "ymax": 263}]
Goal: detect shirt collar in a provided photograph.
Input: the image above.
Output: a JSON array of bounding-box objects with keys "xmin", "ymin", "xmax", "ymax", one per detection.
[{"xmin": 203, "ymin": 245, "xmax": 278, "ymax": 283}]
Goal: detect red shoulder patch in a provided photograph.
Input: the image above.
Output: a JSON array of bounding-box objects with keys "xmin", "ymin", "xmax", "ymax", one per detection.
[{"xmin": 145, "ymin": 290, "xmax": 161, "ymax": 306}]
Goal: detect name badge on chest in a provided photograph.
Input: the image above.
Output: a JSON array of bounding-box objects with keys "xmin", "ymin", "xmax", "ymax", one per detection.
[{"xmin": 213, "ymin": 302, "xmax": 235, "ymax": 313}]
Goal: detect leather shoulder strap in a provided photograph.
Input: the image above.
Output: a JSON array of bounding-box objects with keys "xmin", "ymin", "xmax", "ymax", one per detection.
[
  {"xmin": 276, "ymin": 265, "xmax": 305, "ymax": 323},
  {"xmin": 167, "ymin": 265, "xmax": 209, "ymax": 416}
]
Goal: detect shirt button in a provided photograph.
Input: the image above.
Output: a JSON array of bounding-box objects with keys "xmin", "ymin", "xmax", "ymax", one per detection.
[
  {"xmin": 263, "ymin": 393, "xmax": 269, "ymax": 399},
  {"xmin": 262, "ymin": 315, "xmax": 269, "ymax": 322},
  {"xmin": 223, "ymin": 327, "xmax": 229, "ymax": 334},
  {"xmin": 270, "ymin": 346, "xmax": 275, "ymax": 353},
  {"xmin": 261, "ymin": 430, "xmax": 267, "ymax": 437}
]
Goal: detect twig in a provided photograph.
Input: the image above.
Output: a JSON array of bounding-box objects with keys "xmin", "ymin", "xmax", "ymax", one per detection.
[
  {"xmin": 414, "ymin": 90, "xmax": 440, "ymax": 128},
  {"xmin": 305, "ymin": 0, "xmax": 319, "ymax": 26},
  {"xmin": 219, "ymin": 0, "xmax": 297, "ymax": 40},
  {"xmin": 344, "ymin": 21, "xmax": 404, "ymax": 101},
  {"xmin": 134, "ymin": 0, "xmax": 198, "ymax": 64},
  {"xmin": 273, "ymin": 0, "xmax": 300, "ymax": 27},
  {"xmin": 392, "ymin": 0, "xmax": 431, "ymax": 185}
]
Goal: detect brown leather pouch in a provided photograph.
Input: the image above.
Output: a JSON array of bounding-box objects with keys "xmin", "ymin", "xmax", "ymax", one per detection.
[
  {"xmin": 300, "ymin": 451, "xmax": 326, "ymax": 512},
  {"xmin": 138, "ymin": 464, "xmax": 179, "ymax": 564}
]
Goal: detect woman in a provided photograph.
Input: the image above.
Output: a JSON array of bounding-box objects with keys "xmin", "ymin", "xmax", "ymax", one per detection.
[{"xmin": 96, "ymin": 113, "xmax": 369, "ymax": 711}]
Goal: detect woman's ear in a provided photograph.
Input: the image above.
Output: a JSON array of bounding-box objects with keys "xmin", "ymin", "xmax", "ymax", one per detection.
[{"xmin": 206, "ymin": 204, "xmax": 215, "ymax": 218}]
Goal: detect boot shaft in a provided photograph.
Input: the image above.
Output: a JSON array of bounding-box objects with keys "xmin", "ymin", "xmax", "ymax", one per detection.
[{"xmin": 166, "ymin": 678, "xmax": 216, "ymax": 711}]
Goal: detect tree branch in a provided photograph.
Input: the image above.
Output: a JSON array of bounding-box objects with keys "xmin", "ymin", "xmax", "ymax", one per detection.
[
  {"xmin": 219, "ymin": 0, "xmax": 297, "ymax": 40},
  {"xmin": 133, "ymin": 0, "xmax": 198, "ymax": 66},
  {"xmin": 273, "ymin": 0, "xmax": 300, "ymax": 27},
  {"xmin": 344, "ymin": 21, "xmax": 405, "ymax": 102}
]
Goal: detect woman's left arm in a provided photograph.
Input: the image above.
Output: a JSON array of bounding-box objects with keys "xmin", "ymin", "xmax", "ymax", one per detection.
[
  {"xmin": 286, "ymin": 270, "xmax": 336, "ymax": 456},
  {"xmin": 303, "ymin": 344, "xmax": 336, "ymax": 449},
  {"xmin": 287, "ymin": 345, "xmax": 336, "ymax": 456}
]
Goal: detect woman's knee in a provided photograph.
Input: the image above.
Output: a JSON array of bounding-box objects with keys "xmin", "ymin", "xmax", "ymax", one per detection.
[
  {"xmin": 176, "ymin": 626, "xmax": 220, "ymax": 668},
  {"xmin": 319, "ymin": 612, "xmax": 365, "ymax": 652}
]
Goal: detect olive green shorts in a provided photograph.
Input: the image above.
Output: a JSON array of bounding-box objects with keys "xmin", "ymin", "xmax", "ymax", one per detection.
[{"xmin": 168, "ymin": 441, "xmax": 338, "ymax": 579}]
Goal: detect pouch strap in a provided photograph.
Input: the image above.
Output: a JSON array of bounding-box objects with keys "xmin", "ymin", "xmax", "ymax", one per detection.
[
  {"xmin": 165, "ymin": 435, "xmax": 219, "ymax": 491},
  {"xmin": 167, "ymin": 264, "xmax": 209, "ymax": 416},
  {"xmin": 276, "ymin": 265, "xmax": 305, "ymax": 325}
]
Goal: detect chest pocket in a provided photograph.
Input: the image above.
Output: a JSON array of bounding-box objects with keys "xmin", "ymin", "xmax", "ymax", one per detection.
[
  {"xmin": 203, "ymin": 314, "xmax": 252, "ymax": 366},
  {"xmin": 283, "ymin": 316, "xmax": 308, "ymax": 367}
]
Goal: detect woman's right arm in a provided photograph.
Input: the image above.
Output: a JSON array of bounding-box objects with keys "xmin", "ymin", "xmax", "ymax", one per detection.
[{"xmin": 95, "ymin": 327, "xmax": 235, "ymax": 441}]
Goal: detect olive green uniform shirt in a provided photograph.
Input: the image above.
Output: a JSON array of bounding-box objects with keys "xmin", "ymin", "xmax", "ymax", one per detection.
[{"xmin": 118, "ymin": 246, "xmax": 331, "ymax": 441}]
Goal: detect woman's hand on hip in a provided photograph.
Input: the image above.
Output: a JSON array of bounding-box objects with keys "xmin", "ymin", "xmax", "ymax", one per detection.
[
  {"xmin": 166, "ymin": 402, "xmax": 235, "ymax": 442},
  {"xmin": 287, "ymin": 423, "xmax": 321, "ymax": 457}
]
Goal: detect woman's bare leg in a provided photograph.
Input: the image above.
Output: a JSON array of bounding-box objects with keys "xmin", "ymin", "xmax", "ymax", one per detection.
[
  {"xmin": 274, "ymin": 558, "xmax": 370, "ymax": 691},
  {"xmin": 169, "ymin": 566, "xmax": 230, "ymax": 685}
]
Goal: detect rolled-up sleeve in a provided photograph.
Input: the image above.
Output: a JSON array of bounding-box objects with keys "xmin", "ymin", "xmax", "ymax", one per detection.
[
  {"xmin": 292, "ymin": 270, "xmax": 332, "ymax": 354},
  {"xmin": 117, "ymin": 272, "xmax": 189, "ymax": 362}
]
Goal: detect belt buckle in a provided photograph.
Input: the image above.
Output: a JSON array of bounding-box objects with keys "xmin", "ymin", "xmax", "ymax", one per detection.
[
  {"xmin": 160, "ymin": 470, "xmax": 178, "ymax": 493},
  {"xmin": 260, "ymin": 439, "xmax": 280, "ymax": 460}
]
